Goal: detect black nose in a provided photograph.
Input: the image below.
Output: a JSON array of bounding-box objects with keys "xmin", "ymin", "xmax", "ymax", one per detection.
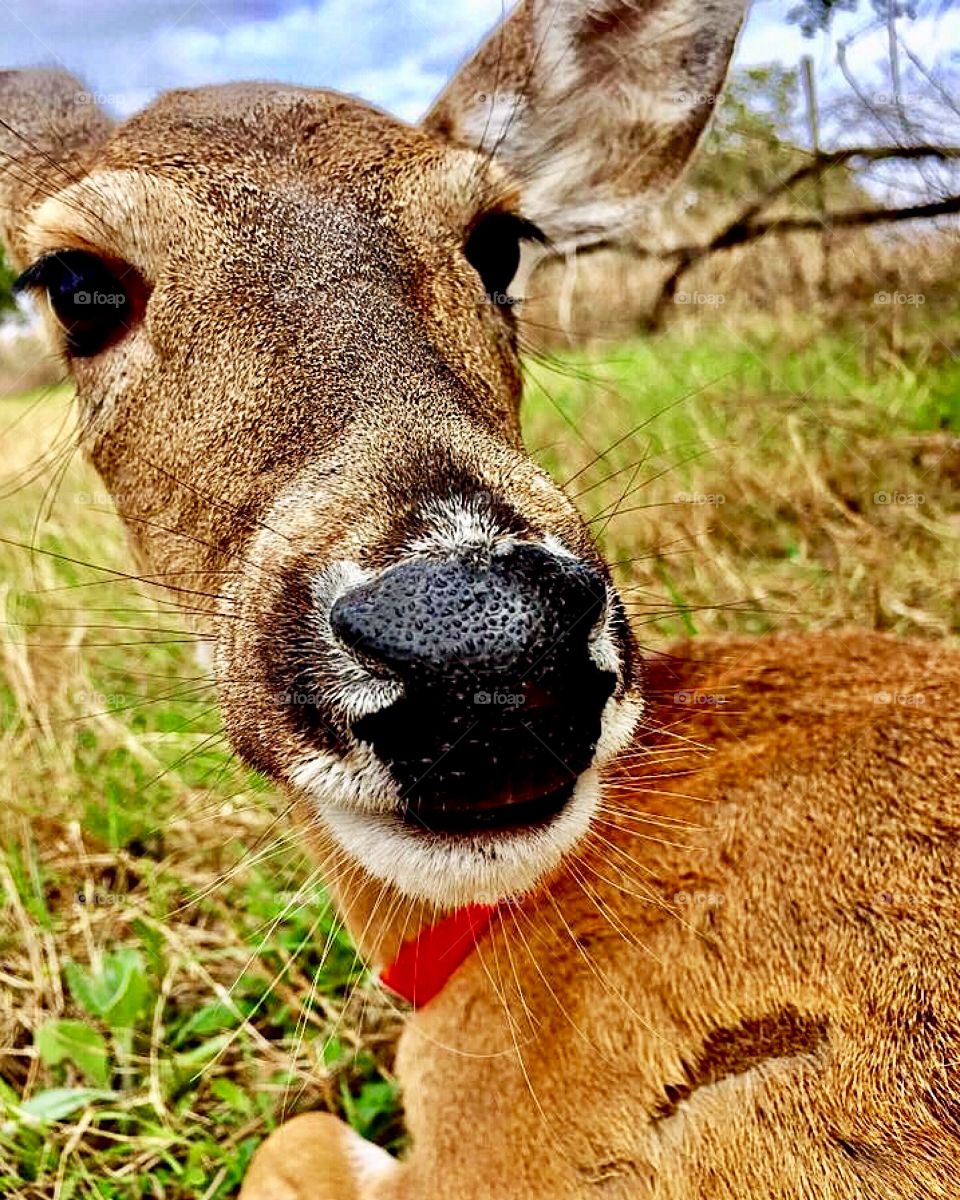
[{"xmin": 329, "ymin": 543, "xmax": 617, "ymax": 831}]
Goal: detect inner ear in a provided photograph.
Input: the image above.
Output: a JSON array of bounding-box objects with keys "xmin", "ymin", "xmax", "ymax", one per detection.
[
  {"xmin": 423, "ymin": 0, "xmax": 746, "ymax": 252},
  {"xmin": 0, "ymin": 70, "xmax": 113, "ymax": 270}
]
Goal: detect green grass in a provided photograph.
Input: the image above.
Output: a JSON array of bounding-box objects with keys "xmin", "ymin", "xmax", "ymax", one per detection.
[
  {"xmin": 1, "ymin": 307, "xmax": 958, "ymax": 1196},
  {"xmin": 525, "ymin": 310, "xmax": 960, "ymax": 640}
]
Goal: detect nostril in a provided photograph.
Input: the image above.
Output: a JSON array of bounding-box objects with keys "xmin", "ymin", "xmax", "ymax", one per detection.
[{"xmin": 329, "ymin": 586, "xmax": 416, "ymax": 680}]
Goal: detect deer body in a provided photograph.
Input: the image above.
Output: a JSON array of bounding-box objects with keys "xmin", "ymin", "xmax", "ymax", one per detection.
[
  {"xmin": 239, "ymin": 631, "xmax": 960, "ymax": 1200},
  {"xmin": 3, "ymin": 2, "xmax": 960, "ymax": 1195}
]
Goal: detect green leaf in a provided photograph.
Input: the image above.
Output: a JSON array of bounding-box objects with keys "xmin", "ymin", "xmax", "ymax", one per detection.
[
  {"xmin": 209, "ymin": 1078, "xmax": 252, "ymax": 1115},
  {"xmin": 130, "ymin": 917, "xmax": 166, "ymax": 978},
  {"xmin": 321, "ymin": 1036, "xmax": 345, "ymax": 1068},
  {"xmin": 16, "ymin": 1087, "xmax": 116, "ymax": 1124},
  {"xmin": 173, "ymin": 1032, "xmax": 234, "ymax": 1074},
  {"xmin": 341, "ymin": 1078, "xmax": 398, "ymax": 1141},
  {"xmin": 172, "ymin": 998, "xmax": 246, "ymax": 1047},
  {"xmin": 64, "ymin": 948, "xmax": 150, "ymax": 1030},
  {"xmin": 35, "ymin": 1020, "xmax": 110, "ymax": 1088},
  {"xmin": 159, "ymin": 1033, "xmax": 236, "ymax": 1099}
]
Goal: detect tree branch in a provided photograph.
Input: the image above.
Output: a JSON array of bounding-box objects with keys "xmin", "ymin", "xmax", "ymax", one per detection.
[
  {"xmin": 744, "ymin": 193, "xmax": 960, "ymax": 237},
  {"xmin": 644, "ymin": 191, "xmax": 960, "ymax": 327},
  {"xmin": 565, "ymin": 144, "xmax": 960, "ymax": 329}
]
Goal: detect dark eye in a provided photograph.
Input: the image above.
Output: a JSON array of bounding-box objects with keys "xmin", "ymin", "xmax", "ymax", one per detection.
[
  {"xmin": 14, "ymin": 250, "xmax": 133, "ymax": 357},
  {"xmin": 464, "ymin": 212, "xmax": 545, "ymax": 310}
]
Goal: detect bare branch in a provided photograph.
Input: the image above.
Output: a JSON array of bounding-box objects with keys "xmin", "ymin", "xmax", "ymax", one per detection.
[{"xmin": 564, "ymin": 143, "xmax": 960, "ymax": 329}]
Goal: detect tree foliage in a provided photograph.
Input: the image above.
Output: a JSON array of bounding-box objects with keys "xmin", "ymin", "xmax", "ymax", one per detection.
[
  {"xmin": 788, "ymin": 0, "xmax": 922, "ymax": 36},
  {"xmin": 684, "ymin": 67, "xmax": 867, "ymax": 216}
]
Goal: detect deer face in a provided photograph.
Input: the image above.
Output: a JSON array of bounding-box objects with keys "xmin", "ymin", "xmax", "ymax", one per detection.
[{"xmin": 0, "ymin": 1, "xmax": 745, "ymax": 907}]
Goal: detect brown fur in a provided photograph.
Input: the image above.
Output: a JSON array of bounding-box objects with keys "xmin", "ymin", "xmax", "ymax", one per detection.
[
  {"xmin": 4, "ymin": 2, "xmax": 958, "ymax": 1196},
  {"xmin": 246, "ymin": 631, "xmax": 960, "ymax": 1199}
]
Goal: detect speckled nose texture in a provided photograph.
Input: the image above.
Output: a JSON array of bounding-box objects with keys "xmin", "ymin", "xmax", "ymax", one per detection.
[{"xmin": 329, "ymin": 544, "xmax": 617, "ymax": 830}]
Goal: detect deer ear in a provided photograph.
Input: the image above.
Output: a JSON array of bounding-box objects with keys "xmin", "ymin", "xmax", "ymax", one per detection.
[
  {"xmin": 0, "ymin": 70, "xmax": 113, "ymax": 269},
  {"xmin": 423, "ymin": 0, "xmax": 746, "ymax": 251}
]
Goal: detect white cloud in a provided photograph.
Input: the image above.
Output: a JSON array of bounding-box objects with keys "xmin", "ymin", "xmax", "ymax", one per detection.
[
  {"xmin": 2, "ymin": 0, "xmax": 956, "ymax": 128},
  {"xmin": 2, "ymin": 0, "xmax": 505, "ymax": 120}
]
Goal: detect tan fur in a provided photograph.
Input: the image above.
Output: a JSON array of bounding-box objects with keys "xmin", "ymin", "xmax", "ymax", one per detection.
[
  {"xmin": 4, "ymin": 2, "xmax": 958, "ymax": 1196},
  {"xmin": 246, "ymin": 631, "xmax": 960, "ymax": 1200}
]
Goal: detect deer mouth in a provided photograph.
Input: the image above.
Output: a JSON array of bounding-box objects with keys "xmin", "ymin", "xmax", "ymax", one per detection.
[
  {"xmin": 401, "ymin": 781, "xmax": 574, "ymax": 835},
  {"xmin": 317, "ymin": 763, "xmax": 607, "ymax": 907},
  {"xmin": 349, "ymin": 663, "xmax": 615, "ymax": 839}
]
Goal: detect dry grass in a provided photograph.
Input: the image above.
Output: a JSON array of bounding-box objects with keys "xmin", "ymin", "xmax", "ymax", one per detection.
[
  {"xmin": 524, "ymin": 310, "xmax": 960, "ymax": 643},
  {"xmin": 0, "ymin": 302, "xmax": 958, "ymax": 1196},
  {"xmin": 524, "ymin": 226, "xmax": 960, "ymax": 345}
]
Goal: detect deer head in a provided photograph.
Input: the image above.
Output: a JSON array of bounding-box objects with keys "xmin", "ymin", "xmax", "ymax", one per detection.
[{"xmin": 0, "ymin": 0, "xmax": 745, "ymax": 910}]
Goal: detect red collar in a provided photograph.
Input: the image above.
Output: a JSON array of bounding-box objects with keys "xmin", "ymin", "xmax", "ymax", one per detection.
[{"xmin": 379, "ymin": 902, "xmax": 497, "ymax": 1008}]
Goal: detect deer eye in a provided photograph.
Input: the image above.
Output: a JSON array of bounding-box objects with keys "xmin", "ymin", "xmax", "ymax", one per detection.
[
  {"xmin": 464, "ymin": 212, "xmax": 545, "ymax": 310},
  {"xmin": 14, "ymin": 250, "xmax": 133, "ymax": 357}
]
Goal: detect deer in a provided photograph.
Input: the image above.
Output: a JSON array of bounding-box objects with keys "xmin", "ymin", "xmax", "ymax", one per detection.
[{"xmin": 3, "ymin": 1, "xmax": 960, "ymax": 1195}]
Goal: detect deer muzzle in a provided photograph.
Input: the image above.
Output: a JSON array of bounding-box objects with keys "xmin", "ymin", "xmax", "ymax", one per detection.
[{"xmin": 328, "ymin": 542, "xmax": 617, "ymax": 832}]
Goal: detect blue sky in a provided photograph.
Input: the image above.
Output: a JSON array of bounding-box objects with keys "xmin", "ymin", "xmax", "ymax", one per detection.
[{"xmin": 4, "ymin": 0, "xmax": 953, "ymax": 125}]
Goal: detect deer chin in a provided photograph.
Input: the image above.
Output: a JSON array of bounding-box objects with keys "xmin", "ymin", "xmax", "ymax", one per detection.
[
  {"xmin": 317, "ymin": 767, "xmax": 601, "ymax": 908},
  {"xmin": 287, "ymin": 691, "xmax": 643, "ymax": 907}
]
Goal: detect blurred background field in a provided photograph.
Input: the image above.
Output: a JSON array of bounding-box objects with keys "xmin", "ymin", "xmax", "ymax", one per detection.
[{"xmin": 2, "ymin": 4, "xmax": 960, "ymax": 1196}]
